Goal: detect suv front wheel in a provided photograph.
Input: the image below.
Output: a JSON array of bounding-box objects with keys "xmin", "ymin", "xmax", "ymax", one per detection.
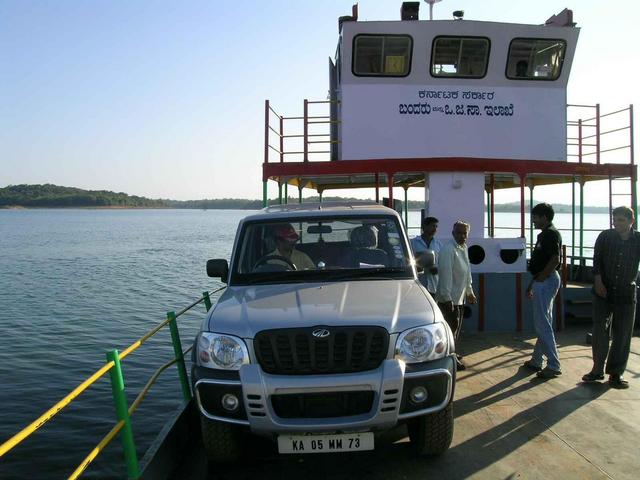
[
  {"xmin": 200, "ymin": 417, "xmax": 243, "ymax": 463},
  {"xmin": 407, "ymin": 401, "xmax": 454, "ymax": 456}
]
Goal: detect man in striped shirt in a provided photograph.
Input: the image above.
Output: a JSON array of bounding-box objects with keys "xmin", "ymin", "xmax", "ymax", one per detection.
[{"xmin": 582, "ymin": 206, "xmax": 640, "ymax": 389}]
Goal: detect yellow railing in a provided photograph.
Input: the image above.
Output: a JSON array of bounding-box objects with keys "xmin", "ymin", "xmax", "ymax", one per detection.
[{"xmin": 0, "ymin": 287, "xmax": 225, "ymax": 479}]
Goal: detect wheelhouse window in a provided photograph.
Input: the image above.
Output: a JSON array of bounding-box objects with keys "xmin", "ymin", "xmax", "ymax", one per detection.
[
  {"xmin": 431, "ymin": 36, "xmax": 490, "ymax": 78},
  {"xmin": 231, "ymin": 216, "xmax": 413, "ymax": 285},
  {"xmin": 506, "ymin": 38, "xmax": 566, "ymax": 80},
  {"xmin": 352, "ymin": 35, "xmax": 412, "ymax": 77}
]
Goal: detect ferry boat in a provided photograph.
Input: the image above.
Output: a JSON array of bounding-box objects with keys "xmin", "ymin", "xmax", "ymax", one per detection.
[{"xmin": 1, "ymin": 2, "xmax": 637, "ymax": 479}]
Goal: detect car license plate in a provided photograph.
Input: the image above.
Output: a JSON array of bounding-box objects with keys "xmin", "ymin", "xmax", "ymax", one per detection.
[{"xmin": 277, "ymin": 432, "xmax": 374, "ymax": 454}]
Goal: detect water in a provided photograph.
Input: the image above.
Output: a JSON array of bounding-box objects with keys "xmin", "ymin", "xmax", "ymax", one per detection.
[
  {"xmin": 0, "ymin": 208, "xmax": 610, "ymax": 479},
  {"xmin": 0, "ymin": 209, "xmax": 243, "ymax": 479}
]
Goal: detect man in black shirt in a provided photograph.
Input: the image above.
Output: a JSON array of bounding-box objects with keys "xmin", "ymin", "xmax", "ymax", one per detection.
[
  {"xmin": 582, "ymin": 206, "xmax": 640, "ymax": 389},
  {"xmin": 523, "ymin": 203, "xmax": 562, "ymax": 379}
]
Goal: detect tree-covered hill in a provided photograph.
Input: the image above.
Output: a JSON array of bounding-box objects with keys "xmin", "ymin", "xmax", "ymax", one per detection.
[
  {"xmin": 0, "ymin": 184, "xmax": 166, "ymax": 208},
  {"xmin": 1, "ymin": 184, "xmax": 611, "ymax": 212}
]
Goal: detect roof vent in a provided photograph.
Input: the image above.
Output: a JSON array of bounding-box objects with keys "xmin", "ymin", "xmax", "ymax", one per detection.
[
  {"xmin": 453, "ymin": 10, "xmax": 464, "ymax": 20},
  {"xmin": 401, "ymin": 2, "xmax": 420, "ymax": 20},
  {"xmin": 545, "ymin": 8, "xmax": 575, "ymax": 27},
  {"xmin": 338, "ymin": 4, "xmax": 359, "ymax": 32}
]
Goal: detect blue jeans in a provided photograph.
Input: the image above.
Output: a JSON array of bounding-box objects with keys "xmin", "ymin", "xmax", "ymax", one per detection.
[{"xmin": 530, "ymin": 271, "xmax": 561, "ymax": 371}]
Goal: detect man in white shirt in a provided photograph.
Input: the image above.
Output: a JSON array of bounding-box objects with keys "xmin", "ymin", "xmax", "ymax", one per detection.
[
  {"xmin": 411, "ymin": 217, "xmax": 442, "ymax": 296},
  {"xmin": 436, "ymin": 221, "xmax": 477, "ymax": 370}
]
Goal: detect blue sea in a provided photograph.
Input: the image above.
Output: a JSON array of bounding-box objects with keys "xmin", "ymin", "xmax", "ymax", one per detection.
[{"xmin": 0, "ymin": 208, "xmax": 611, "ymax": 479}]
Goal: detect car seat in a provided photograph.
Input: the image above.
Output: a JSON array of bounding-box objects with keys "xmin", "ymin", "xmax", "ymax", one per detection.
[{"xmin": 349, "ymin": 226, "xmax": 388, "ymax": 267}]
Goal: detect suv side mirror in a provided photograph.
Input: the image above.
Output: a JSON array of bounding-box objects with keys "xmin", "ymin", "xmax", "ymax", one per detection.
[
  {"xmin": 207, "ymin": 259, "xmax": 229, "ymax": 282},
  {"xmin": 416, "ymin": 249, "xmax": 435, "ymax": 269}
]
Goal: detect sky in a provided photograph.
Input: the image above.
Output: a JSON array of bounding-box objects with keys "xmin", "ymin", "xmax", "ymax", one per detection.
[{"xmin": 1, "ymin": 0, "xmax": 639, "ymax": 205}]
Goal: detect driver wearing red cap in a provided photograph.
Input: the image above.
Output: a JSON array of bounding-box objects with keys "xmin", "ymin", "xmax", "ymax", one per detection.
[{"xmin": 269, "ymin": 223, "xmax": 315, "ymax": 270}]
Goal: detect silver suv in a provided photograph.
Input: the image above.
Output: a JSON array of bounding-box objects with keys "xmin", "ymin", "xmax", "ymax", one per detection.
[{"xmin": 191, "ymin": 203, "xmax": 455, "ymax": 461}]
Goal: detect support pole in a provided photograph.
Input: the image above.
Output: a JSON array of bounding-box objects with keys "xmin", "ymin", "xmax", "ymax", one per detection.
[
  {"xmin": 596, "ymin": 103, "xmax": 601, "ymax": 165},
  {"xmin": 516, "ymin": 177, "xmax": 525, "ymax": 332},
  {"xmin": 298, "ymin": 185, "xmax": 303, "ymax": 204},
  {"xmin": 106, "ymin": 350, "xmax": 140, "ymax": 480},
  {"xmin": 490, "ymin": 174, "xmax": 495, "ymax": 237},
  {"xmin": 578, "ymin": 119, "xmax": 583, "ymax": 163},
  {"xmin": 608, "ymin": 174, "xmax": 613, "ymax": 228},
  {"xmin": 519, "ymin": 177, "xmax": 526, "ymax": 238},
  {"xmin": 579, "ymin": 179, "xmax": 584, "ymax": 259},
  {"xmin": 375, "ymin": 173, "xmax": 380, "ymax": 203},
  {"xmin": 404, "ymin": 187, "xmax": 408, "ymax": 227},
  {"xmin": 264, "ymin": 100, "xmax": 269, "ymax": 165},
  {"xmin": 284, "ymin": 182, "xmax": 288, "ymax": 205},
  {"xmin": 262, "ymin": 181, "xmax": 268, "ymax": 208},
  {"xmin": 529, "ymin": 184, "xmax": 534, "ymax": 249},
  {"xmin": 278, "ymin": 182, "xmax": 283, "ymax": 205},
  {"xmin": 279, "ymin": 115, "xmax": 284, "ymax": 163},
  {"xmin": 388, "ymin": 174, "xmax": 394, "ymax": 206},
  {"xmin": 571, "ymin": 176, "xmax": 576, "ymax": 273},
  {"xmin": 478, "ymin": 274, "xmax": 485, "ymax": 332},
  {"xmin": 167, "ymin": 312, "xmax": 191, "ymax": 402},
  {"xmin": 630, "ymin": 104, "xmax": 637, "ymax": 228},
  {"xmin": 486, "ymin": 189, "xmax": 491, "ymax": 238},
  {"xmin": 303, "ymin": 99, "xmax": 309, "ymax": 162}
]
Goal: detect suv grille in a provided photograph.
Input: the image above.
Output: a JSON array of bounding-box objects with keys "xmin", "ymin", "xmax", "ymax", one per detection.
[
  {"xmin": 254, "ymin": 326, "xmax": 389, "ymax": 375},
  {"xmin": 272, "ymin": 391, "xmax": 374, "ymax": 418}
]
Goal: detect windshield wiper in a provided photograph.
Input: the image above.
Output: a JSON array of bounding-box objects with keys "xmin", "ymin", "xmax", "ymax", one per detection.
[{"xmin": 325, "ymin": 267, "xmax": 411, "ymax": 281}]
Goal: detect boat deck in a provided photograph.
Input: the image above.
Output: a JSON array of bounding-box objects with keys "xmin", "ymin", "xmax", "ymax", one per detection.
[{"xmin": 166, "ymin": 327, "xmax": 640, "ymax": 479}]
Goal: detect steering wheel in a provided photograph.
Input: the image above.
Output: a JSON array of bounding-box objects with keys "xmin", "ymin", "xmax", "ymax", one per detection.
[{"xmin": 252, "ymin": 254, "xmax": 297, "ymax": 271}]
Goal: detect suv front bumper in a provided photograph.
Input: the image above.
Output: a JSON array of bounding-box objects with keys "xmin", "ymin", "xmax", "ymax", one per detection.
[{"xmin": 193, "ymin": 355, "xmax": 455, "ymax": 435}]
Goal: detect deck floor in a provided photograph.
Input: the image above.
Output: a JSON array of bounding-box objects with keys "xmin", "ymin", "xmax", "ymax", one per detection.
[{"xmin": 176, "ymin": 327, "xmax": 640, "ymax": 479}]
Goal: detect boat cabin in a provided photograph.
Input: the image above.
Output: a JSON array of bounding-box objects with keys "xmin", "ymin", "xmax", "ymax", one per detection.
[{"xmin": 262, "ymin": 3, "xmax": 635, "ymax": 330}]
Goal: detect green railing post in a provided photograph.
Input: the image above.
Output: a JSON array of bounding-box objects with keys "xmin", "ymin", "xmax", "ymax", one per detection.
[
  {"xmin": 166, "ymin": 311, "xmax": 192, "ymax": 402},
  {"xmin": 203, "ymin": 291, "xmax": 212, "ymax": 311},
  {"xmin": 106, "ymin": 350, "xmax": 140, "ymax": 480},
  {"xmin": 284, "ymin": 183, "xmax": 288, "ymax": 204},
  {"xmin": 262, "ymin": 181, "xmax": 268, "ymax": 208}
]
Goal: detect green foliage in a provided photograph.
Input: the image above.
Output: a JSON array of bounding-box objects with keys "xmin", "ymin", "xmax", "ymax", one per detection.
[
  {"xmin": 0, "ymin": 184, "xmax": 610, "ymax": 212},
  {"xmin": 0, "ymin": 184, "xmax": 166, "ymax": 208}
]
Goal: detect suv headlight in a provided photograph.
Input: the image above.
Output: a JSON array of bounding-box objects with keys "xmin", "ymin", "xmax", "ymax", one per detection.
[
  {"xmin": 395, "ymin": 323, "xmax": 449, "ymax": 363},
  {"xmin": 197, "ymin": 332, "xmax": 250, "ymax": 370}
]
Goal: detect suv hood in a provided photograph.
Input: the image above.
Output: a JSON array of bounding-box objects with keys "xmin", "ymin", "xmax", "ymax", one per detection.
[{"xmin": 206, "ymin": 279, "xmax": 438, "ymax": 338}]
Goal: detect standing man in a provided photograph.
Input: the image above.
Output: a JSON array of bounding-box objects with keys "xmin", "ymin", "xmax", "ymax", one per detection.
[
  {"xmin": 524, "ymin": 203, "xmax": 563, "ymax": 379},
  {"xmin": 411, "ymin": 217, "xmax": 442, "ymax": 297},
  {"xmin": 582, "ymin": 206, "xmax": 640, "ymax": 389},
  {"xmin": 437, "ymin": 220, "xmax": 477, "ymax": 370}
]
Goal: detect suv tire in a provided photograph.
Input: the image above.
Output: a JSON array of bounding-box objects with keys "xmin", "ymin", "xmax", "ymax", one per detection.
[
  {"xmin": 200, "ymin": 416, "xmax": 243, "ymax": 463},
  {"xmin": 407, "ymin": 401, "xmax": 454, "ymax": 456}
]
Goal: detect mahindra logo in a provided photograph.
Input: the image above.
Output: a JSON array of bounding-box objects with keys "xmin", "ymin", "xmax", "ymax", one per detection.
[{"xmin": 312, "ymin": 328, "xmax": 330, "ymax": 338}]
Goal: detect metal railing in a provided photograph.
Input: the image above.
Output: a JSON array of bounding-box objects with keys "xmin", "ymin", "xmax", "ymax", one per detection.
[
  {"xmin": 264, "ymin": 98, "xmax": 340, "ymax": 164},
  {"xmin": 566, "ymin": 103, "xmax": 634, "ymax": 166},
  {"xmin": 0, "ymin": 287, "xmax": 225, "ymax": 479}
]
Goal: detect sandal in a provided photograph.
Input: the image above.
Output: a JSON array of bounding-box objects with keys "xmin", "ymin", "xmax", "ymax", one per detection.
[
  {"xmin": 536, "ymin": 367, "xmax": 562, "ymax": 379},
  {"xmin": 581, "ymin": 372, "xmax": 604, "ymax": 382},
  {"xmin": 523, "ymin": 360, "xmax": 542, "ymax": 372}
]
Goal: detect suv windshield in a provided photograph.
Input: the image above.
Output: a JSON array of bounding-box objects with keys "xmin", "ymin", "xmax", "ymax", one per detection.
[{"xmin": 230, "ymin": 215, "xmax": 414, "ymax": 285}]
